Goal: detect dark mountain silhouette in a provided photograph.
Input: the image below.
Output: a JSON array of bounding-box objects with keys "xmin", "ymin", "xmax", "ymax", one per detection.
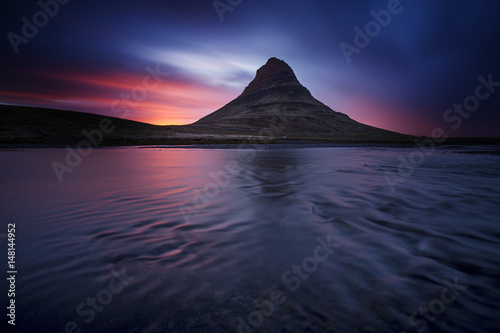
[
  {"xmin": 0, "ymin": 104, "xmax": 172, "ymax": 146},
  {"xmin": 194, "ymin": 57, "xmax": 401, "ymax": 136},
  {"xmin": 1, "ymin": 58, "xmax": 425, "ymax": 146}
]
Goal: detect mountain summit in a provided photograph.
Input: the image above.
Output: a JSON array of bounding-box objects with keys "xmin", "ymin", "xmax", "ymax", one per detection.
[
  {"xmin": 194, "ymin": 57, "xmax": 402, "ymax": 136},
  {"xmin": 241, "ymin": 57, "xmax": 305, "ymax": 95}
]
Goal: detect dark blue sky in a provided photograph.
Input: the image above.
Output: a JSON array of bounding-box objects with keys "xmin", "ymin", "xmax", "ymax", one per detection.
[{"xmin": 1, "ymin": 0, "xmax": 500, "ymax": 136}]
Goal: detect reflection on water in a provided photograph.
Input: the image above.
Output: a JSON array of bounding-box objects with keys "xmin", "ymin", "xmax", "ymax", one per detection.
[{"xmin": 1, "ymin": 147, "xmax": 500, "ymax": 332}]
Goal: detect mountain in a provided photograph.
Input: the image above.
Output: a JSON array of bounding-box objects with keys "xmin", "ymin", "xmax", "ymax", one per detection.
[
  {"xmin": 194, "ymin": 57, "xmax": 401, "ymax": 136},
  {"xmin": 0, "ymin": 58, "xmax": 417, "ymax": 147},
  {"xmin": 0, "ymin": 104, "xmax": 173, "ymax": 146}
]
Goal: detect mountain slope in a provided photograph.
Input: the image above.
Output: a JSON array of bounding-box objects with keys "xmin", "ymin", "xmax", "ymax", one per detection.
[
  {"xmin": 0, "ymin": 104, "xmax": 172, "ymax": 145},
  {"xmin": 194, "ymin": 57, "xmax": 402, "ymax": 137}
]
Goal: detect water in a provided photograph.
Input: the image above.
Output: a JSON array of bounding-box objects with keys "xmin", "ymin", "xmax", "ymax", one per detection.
[{"xmin": 1, "ymin": 147, "xmax": 499, "ymax": 333}]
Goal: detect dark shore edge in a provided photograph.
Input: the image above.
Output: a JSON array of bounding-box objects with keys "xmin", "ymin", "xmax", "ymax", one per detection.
[{"xmin": 2, "ymin": 141, "xmax": 500, "ymax": 156}]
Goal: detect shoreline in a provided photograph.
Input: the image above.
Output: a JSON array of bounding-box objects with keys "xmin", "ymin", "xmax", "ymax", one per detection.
[{"xmin": 2, "ymin": 142, "xmax": 500, "ymax": 155}]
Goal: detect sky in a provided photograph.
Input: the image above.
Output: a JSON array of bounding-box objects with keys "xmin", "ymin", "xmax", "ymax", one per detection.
[{"xmin": 1, "ymin": 0, "xmax": 500, "ymax": 137}]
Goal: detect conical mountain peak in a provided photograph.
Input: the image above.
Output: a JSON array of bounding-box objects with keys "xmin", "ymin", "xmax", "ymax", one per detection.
[
  {"xmin": 193, "ymin": 58, "xmax": 405, "ymax": 137},
  {"xmin": 242, "ymin": 57, "xmax": 304, "ymax": 95}
]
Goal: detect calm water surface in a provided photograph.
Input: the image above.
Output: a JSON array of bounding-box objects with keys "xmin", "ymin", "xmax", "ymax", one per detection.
[{"xmin": 1, "ymin": 147, "xmax": 499, "ymax": 333}]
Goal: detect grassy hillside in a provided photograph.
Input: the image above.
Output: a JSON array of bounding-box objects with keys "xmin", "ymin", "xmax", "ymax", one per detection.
[{"xmin": 3, "ymin": 104, "xmax": 497, "ymax": 147}]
